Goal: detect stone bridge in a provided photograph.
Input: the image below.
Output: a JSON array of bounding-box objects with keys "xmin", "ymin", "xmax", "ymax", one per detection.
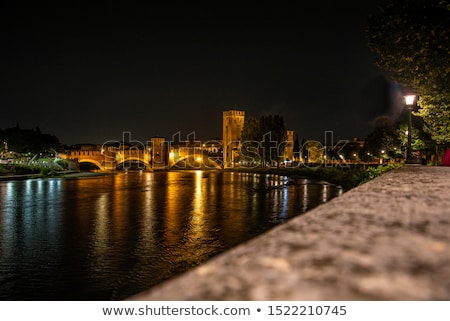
[{"xmin": 64, "ymin": 143, "xmax": 222, "ymax": 171}]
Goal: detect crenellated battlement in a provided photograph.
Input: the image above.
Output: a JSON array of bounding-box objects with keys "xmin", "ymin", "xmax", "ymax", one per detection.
[{"xmin": 223, "ymin": 110, "xmax": 245, "ymax": 117}]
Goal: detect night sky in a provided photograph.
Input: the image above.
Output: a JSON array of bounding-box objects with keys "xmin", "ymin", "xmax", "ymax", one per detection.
[{"xmin": 1, "ymin": 3, "xmax": 400, "ymax": 146}]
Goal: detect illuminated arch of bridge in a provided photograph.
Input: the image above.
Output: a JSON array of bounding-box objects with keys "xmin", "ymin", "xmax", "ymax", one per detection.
[
  {"xmin": 64, "ymin": 143, "xmax": 223, "ymax": 171},
  {"xmin": 65, "ymin": 146, "xmax": 150, "ymax": 171},
  {"xmin": 172, "ymin": 155, "xmax": 222, "ymax": 170},
  {"xmin": 116, "ymin": 157, "xmax": 152, "ymax": 170},
  {"xmin": 78, "ymin": 158, "xmax": 104, "ymax": 170}
]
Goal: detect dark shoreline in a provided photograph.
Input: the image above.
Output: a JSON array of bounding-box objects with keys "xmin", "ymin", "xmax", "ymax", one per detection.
[
  {"xmin": 224, "ymin": 164, "xmax": 388, "ymax": 191},
  {"xmin": 0, "ymin": 170, "xmax": 110, "ymax": 181}
]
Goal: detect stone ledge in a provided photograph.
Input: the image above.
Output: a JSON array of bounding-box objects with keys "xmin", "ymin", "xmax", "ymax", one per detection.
[{"xmin": 128, "ymin": 165, "xmax": 450, "ymax": 300}]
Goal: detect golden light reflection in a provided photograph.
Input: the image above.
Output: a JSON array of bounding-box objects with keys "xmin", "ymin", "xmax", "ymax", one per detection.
[
  {"xmin": 219, "ymin": 172, "xmax": 246, "ymax": 237},
  {"xmin": 111, "ymin": 175, "xmax": 128, "ymax": 241},
  {"xmin": 93, "ymin": 193, "xmax": 110, "ymax": 260},
  {"xmin": 302, "ymin": 184, "xmax": 309, "ymax": 212},
  {"xmin": 189, "ymin": 170, "xmax": 206, "ymax": 240},
  {"xmin": 138, "ymin": 173, "xmax": 155, "ymax": 248},
  {"xmin": 164, "ymin": 172, "xmax": 186, "ymax": 245}
]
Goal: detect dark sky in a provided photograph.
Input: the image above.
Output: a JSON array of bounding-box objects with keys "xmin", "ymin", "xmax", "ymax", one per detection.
[{"xmin": 0, "ymin": 3, "xmax": 398, "ymax": 146}]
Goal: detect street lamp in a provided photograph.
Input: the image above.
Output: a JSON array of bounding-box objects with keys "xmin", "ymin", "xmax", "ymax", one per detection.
[{"xmin": 404, "ymin": 94, "xmax": 420, "ymax": 164}]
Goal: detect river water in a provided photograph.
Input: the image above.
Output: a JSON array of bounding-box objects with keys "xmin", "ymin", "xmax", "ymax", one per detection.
[{"xmin": 0, "ymin": 170, "xmax": 342, "ymax": 300}]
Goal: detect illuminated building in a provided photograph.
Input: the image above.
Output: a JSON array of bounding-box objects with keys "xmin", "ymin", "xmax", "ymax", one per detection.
[{"xmin": 222, "ymin": 110, "xmax": 245, "ymax": 167}]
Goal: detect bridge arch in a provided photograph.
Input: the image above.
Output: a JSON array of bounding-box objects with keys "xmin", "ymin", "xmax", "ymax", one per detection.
[
  {"xmin": 117, "ymin": 156, "xmax": 151, "ymax": 170},
  {"xmin": 78, "ymin": 158, "xmax": 104, "ymax": 170},
  {"xmin": 172, "ymin": 155, "xmax": 222, "ymax": 170}
]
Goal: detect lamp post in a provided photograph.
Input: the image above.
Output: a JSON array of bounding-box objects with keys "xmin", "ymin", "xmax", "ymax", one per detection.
[{"xmin": 404, "ymin": 94, "xmax": 420, "ymax": 164}]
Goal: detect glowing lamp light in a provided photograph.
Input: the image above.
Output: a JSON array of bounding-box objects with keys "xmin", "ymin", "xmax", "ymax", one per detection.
[
  {"xmin": 404, "ymin": 94, "xmax": 421, "ymax": 164},
  {"xmin": 404, "ymin": 95, "xmax": 416, "ymax": 106}
]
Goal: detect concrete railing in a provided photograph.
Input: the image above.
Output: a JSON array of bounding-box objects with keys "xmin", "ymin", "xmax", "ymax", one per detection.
[{"xmin": 128, "ymin": 165, "xmax": 450, "ymax": 300}]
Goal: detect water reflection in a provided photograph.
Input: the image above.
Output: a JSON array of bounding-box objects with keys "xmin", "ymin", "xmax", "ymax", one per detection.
[
  {"xmin": 0, "ymin": 179, "xmax": 64, "ymax": 299},
  {"xmin": 0, "ymin": 171, "xmax": 341, "ymax": 300}
]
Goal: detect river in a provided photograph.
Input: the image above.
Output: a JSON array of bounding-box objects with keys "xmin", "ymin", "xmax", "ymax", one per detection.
[{"xmin": 0, "ymin": 170, "xmax": 342, "ymax": 300}]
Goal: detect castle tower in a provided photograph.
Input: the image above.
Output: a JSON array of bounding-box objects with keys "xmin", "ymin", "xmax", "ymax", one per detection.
[
  {"xmin": 150, "ymin": 136, "xmax": 167, "ymax": 170},
  {"xmin": 222, "ymin": 110, "xmax": 245, "ymax": 167},
  {"xmin": 286, "ymin": 130, "xmax": 294, "ymax": 161}
]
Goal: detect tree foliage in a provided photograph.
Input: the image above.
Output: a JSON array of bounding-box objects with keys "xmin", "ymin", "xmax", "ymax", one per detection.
[
  {"xmin": 367, "ymin": 0, "xmax": 450, "ymax": 92},
  {"xmin": 240, "ymin": 115, "xmax": 288, "ymax": 165},
  {"xmin": 359, "ymin": 117, "xmax": 401, "ymax": 161},
  {"xmin": 0, "ymin": 125, "xmax": 61, "ymax": 153},
  {"xmin": 367, "ymin": 0, "xmax": 450, "ymax": 144},
  {"xmin": 304, "ymin": 140, "xmax": 323, "ymax": 163},
  {"xmin": 415, "ymin": 93, "xmax": 450, "ymax": 144}
]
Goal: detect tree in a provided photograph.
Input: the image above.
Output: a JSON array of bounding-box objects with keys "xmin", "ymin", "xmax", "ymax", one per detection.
[
  {"xmin": 0, "ymin": 126, "xmax": 61, "ymax": 154},
  {"xmin": 293, "ymin": 133, "xmax": 300, "ymax": 161},
  {"xmin": 415, "ymin": 93, "xmax": 450, "ymax": 161},
  {"xmin": 239, "ymin": 116, "xmax": 261, "ymax": 165},
  {"xmin": 359, "ymin": 117, "xmax": 401, "ymax": 161},
  {"xmin": 339, "ymin": 140, "xmax": 363, "ymax": 162},
  {"xmin": 415, "ymin": 93, "xmax": 450, "ymax": 144},
  {"xmin": 367, "ymin": 0, "xmax": 450, "ymax": 149},
  {"xmin": 367, "ymin": 0, "xmax": 450, "ymax": 92},
  {"xmin": 304, "ymin": 140, "xmax": 323, "ymax": 164},
  {"xmin": 240, "ymin": 115, "xmax": 288, "ymax": 167},
  {"xmin": 398, "ymin": 123, "xmax": 428, "ymax": 151},
  {"xmin": 397, "ymin": 106, "xmax": 436, "ymax": 161}
]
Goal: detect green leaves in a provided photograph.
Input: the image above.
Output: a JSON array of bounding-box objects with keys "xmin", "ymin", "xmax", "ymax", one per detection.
[
  {"xmin": 367, "ymin": 0, "xmax": 450, "ymax": 145},
  {"xmin": 416, "ymin": 93, "xmax": 450, "ymax": 144},
  {"xmin": 240, "ymin": 114, "xmax": 288, "ymax": 166}
]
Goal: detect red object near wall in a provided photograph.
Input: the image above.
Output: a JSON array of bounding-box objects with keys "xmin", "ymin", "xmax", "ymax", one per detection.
[{"xmin": 443, "ymin": 149, "xmax": 450, "ymax": 166}]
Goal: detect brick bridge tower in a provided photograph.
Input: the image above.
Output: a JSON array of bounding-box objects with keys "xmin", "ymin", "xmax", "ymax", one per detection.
[{"xmin": 222, "ymin": 110, "xmax": 245, "ymax": 167}]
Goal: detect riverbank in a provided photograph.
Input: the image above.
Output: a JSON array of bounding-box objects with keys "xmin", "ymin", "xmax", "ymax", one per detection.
[
  {"xmin": 0, "ymin": 163, "xmax": 110, "ymax": 180},
  {"xmin": 225, "ymin": 163, "xmax": 401, "ymax": 191},
  {"xmin": 0, "ymin": 172, "xmax": 109, "ymax": 181}
]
